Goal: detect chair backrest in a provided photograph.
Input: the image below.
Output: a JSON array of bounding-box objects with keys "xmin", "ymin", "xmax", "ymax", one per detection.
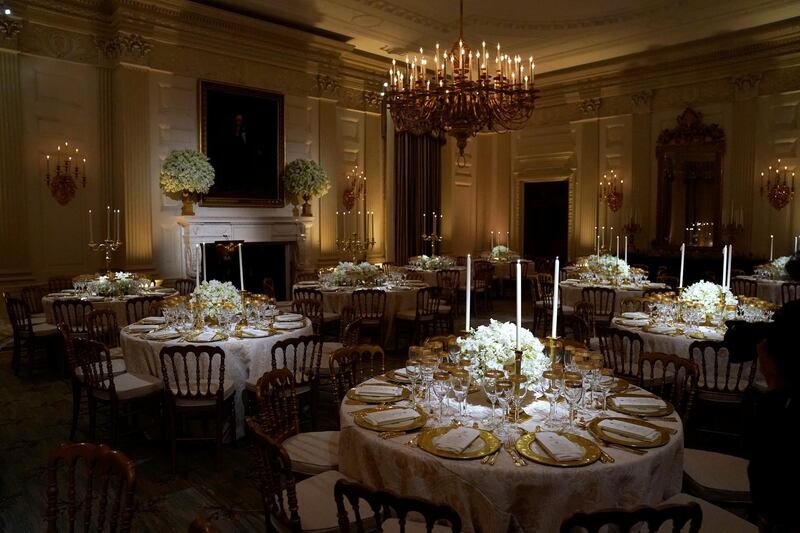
[
  {"xmin": 782, "ymin": 282, "xmax": 800, "ymax": 305},
  {"xmin": 581, "ymin": 287, "xmax": 616, "ymax": 323},
  {"xmin": 57, "ymin": 323, "xmax": 78, "ymax": 373},
  {"xmin": 262, "ymin": 277, "xmax": 276, "ymax": 299},
  {"xmin": 125, "ymin": 296, "xmax": 163, "ymax": 324},
  {"xmin": 405, "ymin": 271, "xmax": 425, "ymax": 282},
  {"xmin": 560, "ymin": 502, "xmax": 702, "ymax": 533},
  {"xmin": 292, "ymin": 298, "xmax": 323, "ymax": 335},
  {"xmin": 414, "ymin": 287, "xmax": 440, "ymax": 319},
  {"xmin": 436, "ymin": 269, "xmax": 460, "ymax": 305},
  {"xmin": 597, "ymin": 326, "xmax": 644, "ymax": 381},
  {"xmin": 656, "ymin": 275, "xmax": 680, "ymax": 289},
  {"xmin": 337, "ymin": 305, "xmax": 356, "ymax": 341},
  {"xmin": 21, "ymin": 284, "xmax": 47, "ymax": 314},
  {"xmin": 688, "ymin": 340, "xmax": 757, "ymax": 399},
  {"xmin": 87, "ymin": 309, "xmax": 121, "ymax": 349},
  {"xmin": 562, "ymin": 314, "xmax": 591, "ymax": 347},
  {"xmin": 619, "ymin": 297, "xmax": 643, "ymax": 314},
  {"xmin": 731, "ymin": 278, "xmax": 757, "ymax": 298},
  {"xmin": 380, "ymin": 261, "xmax": 395, "ymax": 272},
  {"xmin": 244, "ymin": 417, "xmax": 302, "ymax": 533},
  {"xmin": 175, "ymin": 278, "xmax": 196, "ymax": 296},
  {"xmin": 638, "ymin": 351, "xmax": 699, "ymax": 422},
  {"xmin": 334, "ymin": 478, "xmax": 463, "ymax": 533},
  {"xmin": 573, "ymin": 300, "xmax": 595, "ymax": 337},
  {"xmin": 271, "ymin": 335, "xmax": 322, "ymax": 387},
  {"xmin": 508, "ymin": 261, "xmax": 530, "ymax": 281},
  {"xmin": 295, "ymin": 271, "xmax": 318, "ymax": 283},
  {"xmin": 536, "ymin": 257, "xmax": 553, "ymax": 274},
  {"xmin": 159, "ymin": 344, "xmax": 226, "ymax": 403},
  {"xmin": 535, "ymin": 277, "xmax": 554, "ymax": 307},
  {"xmin": 53, "ymin": 298, "xmax": 95, "ymax": 336},
  {"xmin": 46, "ymin": 442, "xmax": 137, "ymax": 533},
  {"xmin": 5, "ymin": 295, "xmax": 32, "ymax": 334},
  {"xmin": 473, "ymin": 261, "xmax": 493, "ymax": 284},
  {"xmin": 329, "ymin": 347, "xmax": 359, "ymax": 403},
  {"xmin": 351, "ymin": 289, "xmax": 386, "ymax": 321},
  {"xmin": 148, "ymin": 300, "xmax": 165, "ymax": 317},
  {"xmin": 293, "ymin": 287, "xmax": 323, "ymax": 304},
  {"xmin": 643, "ymin": 287, "xmax": 676, "ymax": 298},
  {"xmin": 455, "ymin": 256, "xmax": 467, "ymax": 267},
  {"xmin": 48, "ymin": 276, "xmax": 73, "ymax": 292},
  {"xmin": 254, "ymin": 368, "xmax": 300, "ymax": 442},
  {"xmin": 73, "ymin": 338, "xmax": 117, "ymax": 397}
]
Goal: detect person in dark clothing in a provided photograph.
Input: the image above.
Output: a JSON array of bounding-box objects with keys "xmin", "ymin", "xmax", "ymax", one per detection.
[{"xmin": 747, "ymin": 299, "xmax": 800, "ymax": 532}]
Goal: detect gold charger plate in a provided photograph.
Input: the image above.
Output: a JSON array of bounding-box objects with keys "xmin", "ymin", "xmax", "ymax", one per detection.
[
  {"xmin": 608, "ymin": 393, "xmax": 674, "ymax": 418},
  {"xmin": 354, "ymin": 405, "xmax": 427, "ymax": 432},
  {"xmin": 185, "ymin": 331, "xmax": 228, "ymax": 343},
  {"xmin": 384, "ymin": 369, "xmax": 411, "ymax": 383},
  {"xmin": 145, "ymin": 331, "xmax": 182, "ymax": 341},
  {"xmin": 588, "ymin": 416, "xmax": 671, "ymax": 448},
  {"xmin": 417, "ymin": 427, "xmax": 500, "ymax": 460},
  {"xmin": 346, "ymin": 386, "xmax": 410, "ymax": 404},
  {"xmin": 612, "ymin": 378, "xmax": 631, "ymax": 393},
  {"xmin": 232, "ymin": 329, "xmax": 273, "ymax": 339},
  {"xmin": 516, "ymin": 432, "xmax": 601, "ymax": 467}
]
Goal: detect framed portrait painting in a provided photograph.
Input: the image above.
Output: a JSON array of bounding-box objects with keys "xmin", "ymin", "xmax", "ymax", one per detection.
[{"xmin": 199, "ymin": 80, "xmax": 285, "ymax": 206}]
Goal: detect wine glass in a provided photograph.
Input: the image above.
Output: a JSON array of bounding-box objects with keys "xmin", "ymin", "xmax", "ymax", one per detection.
[
  {"xmin": 495, "ymin": 379, "xmax": 513, "ymax": 437},
  {"xmin": 447, "ymin": 339, "xmax": 461, "ymax": 364},
  {"xmin": 596, "ymin": 368, "xmax": 615, "ymax": 414},
  {"xmin": 541, "ymin": 369, "xmax": 564, "ymax": 429},
  {"xmin": 508, "ymin": 374, "xmax": 528, "ymax": 428},
  {"xmin": 563, "ymin": 378, "xmax": 584, "ymax": 431},
  {"xmin": 482, "ymin": 369, "xmax": 504, "ymax": 429},
  {"xmin": 431, "ymin": 371, "xmax": 450, "ymax": 424},
  {"xmin": 405, "ymin": 359, "xmax": 422, "ymax": 407},
  {"xmin": 575, "ymin": 361, "xmax": 593, "ymax": 411},
  {"xmin": 420, "ymin": 357, "xmax": 437, "ymax": 410},
  {"xmin": 449, "ymin": 369, "xmax": 471, "ymax": 423}
]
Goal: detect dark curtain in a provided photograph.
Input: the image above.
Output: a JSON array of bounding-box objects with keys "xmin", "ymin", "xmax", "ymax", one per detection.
[{"xmin": 394, "ymin": 132, "xmax": 442, "ymax": 265}]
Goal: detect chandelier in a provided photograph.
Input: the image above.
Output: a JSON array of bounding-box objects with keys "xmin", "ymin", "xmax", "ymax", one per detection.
[
  {"xmin": 599, "ymin": 169, "xmax": 623, "ymax": 212},
  {"xmin": 382, "ymin": 0, "xmax": 538, "ymax": 165},
  {"xmin": 44, "ymin": 141, "xmax": 87, "ymax": 206},
  {"xmin": 760, "ymin": 159, "xmax": 795, "ymax": 210}
]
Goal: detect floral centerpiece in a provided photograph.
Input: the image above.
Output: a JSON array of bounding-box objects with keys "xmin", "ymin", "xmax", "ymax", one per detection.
[
  {"xmin": 412, "ymin": 254, "xmax": 456, "ymax": 271},
  {"xmin": 490, "ymin": 245, "xmax": 511, "ymax": 261},
  {"xmin": 159, "ymin": 149, "xmax": 216, "ymax": 216},
  {"xmin": 457, "ymin": 320, "xmax": 548, "ymax": 381},
  {"xmin": 191, "ymin": 280, "xmax": 243, "ymax": 320},
  {"xmin": 580, "ymin": 254, "xmax": 631, "ymax": 283},
  {"xmin": 283, "ymin": 159, "xmax": 330, "ymax": 217},
  {"xmin": 680, "ymin": 281, "xmax": 738, "ymax": 316},
  {"xmin": 89, "ymin": 271, "xmax": 145, "ymax": 297},
  {"xmin": 329, "ymin": 262, "xmax": 383, "ymax": 287},
  {"xmin": 755, "ymin": 256, "xmax": 790, "ymax": 279}
]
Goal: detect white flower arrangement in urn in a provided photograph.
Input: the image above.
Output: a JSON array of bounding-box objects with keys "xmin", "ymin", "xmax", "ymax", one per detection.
[
  {"xmin": 457, "ymin": 320, "xmax": 549, "ymax": 381},
  {"xmin": 329, "ymin": 261, "xmax": 383, "ymax": 287},
  {"xmin": 680, "ymin": 281, "xmax": 738, "ymax": 322},
  {"xmin": 755, "ymin": 256, "xmax": 790, "ymax": 280},
  {"xmin": 191, "ymin": 280, "xmax": 243, "ymax": 320},
  {"xmin": 490, "ymin": 245, "xmax": 511, "ymax": 261},
  {"xmin": 283, "ymin": 159, "xmax": 330, "ymax": 217},
  {"xmin": 413, "ymin": 254, "xmax": 456, "ymax": 271},
  {"xmin": 159, "ymin": 149, "xmax": 216, "ymax": 216},
  {"xmin": 582, "ymin": 254, "xmax": 631, "ymax": 282},
  {"xmin": 89, "ymin": 271, "xmax": 146, "ymax": 297}
]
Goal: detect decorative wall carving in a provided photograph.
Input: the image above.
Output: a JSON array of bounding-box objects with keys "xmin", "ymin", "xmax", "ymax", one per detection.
[
  {"xmin": 731, "ymin": 73, "xmax": 762, "ymax": 100},
  {"xmin": 579, "ymin": 98, "xmax": 601, "ymax": 115},
  {"xmin": 656, "ymin": 107, "xmax": 726, "ymax": 148},
  {"xmin": 1, "ymin": 16, "xmax": 22, "ymax": 39},
  {"xmin": 96, "ymin": 33, "xmax": 152, "ymax": 61},
  {"xmin": 316, "ymin": 74, "xmax": 340, "ymax": 99},
  {"xmin": 631, "ymin": 90, "xmax": 652, "ymax": 114},
  {"xmin": 21, "ymin": 24, "xmax": 98, "ymax": 63}
]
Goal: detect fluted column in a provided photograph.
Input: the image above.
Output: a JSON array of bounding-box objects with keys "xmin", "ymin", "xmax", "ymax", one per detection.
[
  {"xmin": 112, "ymin": 64, "xmax": 153, "ymax": 270},
  {"xmin": 0, "ymin": 49, "xmax": 30, "ymax": 279},
  {"xmin": 98, "ymin": 67, "xmax": 113, "ymax": 207},
  {"xmin": 730, "ymin": 75, "xmax": 760, "ymax": 255},
  {"xmin": 631, "ymin": 91, "xmax": 653, "ymax": 251}
]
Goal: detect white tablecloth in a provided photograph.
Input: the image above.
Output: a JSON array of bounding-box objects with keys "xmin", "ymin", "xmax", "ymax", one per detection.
[
  {"xmin": 121, "ymin": 320, "xmax": 313, "ymax": 437},
  {"xmin": 735, "ymin": 276, "xmax": 788, "ymax": 305},
  {"xmin": 43, "ymin": 291, "xmax": 177, "ymax": 326},
  {"xmin": 560, "ymin": 281, "xmax": 665, "ymax": 314},
  {"xmin": 406, "ymin": 267, "xmax": 467, "ymax": 289},
  {"xmin": 339, "ymin": 382, "xmax": 683, "ymax": 532}
]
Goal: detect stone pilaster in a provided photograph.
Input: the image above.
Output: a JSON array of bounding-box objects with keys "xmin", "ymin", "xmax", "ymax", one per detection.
[{"xmin": 729, "ymin": 74, "xmax": 761, "ymax": 252}]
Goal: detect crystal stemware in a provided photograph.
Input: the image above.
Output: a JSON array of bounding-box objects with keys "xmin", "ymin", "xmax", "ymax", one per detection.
[
  {"xmin": 482, "ymin": 369, "xmax": 504, "ymax": 429},
  {"xmin": 405, "ymin": 358, "xmax": 422, "ymax": 407},
  {"xmin": 449, "ymin": 369, "xmax": 471, "ymax": 423},
  {"xmin": 563, "ymin": 378, "xmax": 584, "ymax": 431},
  {"xmin": 431, "ymin": 371, "xmax": 450, "ymax": 424}
]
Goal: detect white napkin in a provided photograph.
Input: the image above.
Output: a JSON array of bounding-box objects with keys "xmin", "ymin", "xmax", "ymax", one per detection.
[
  {"xmin": 613, "ymin": 396, "xmax": 666, "ymax": 412},
  {"xmin": 363, "ymin": 408, "xmax": 420, "ymax": 427},
  {"xmin": 394, "ymin": 368, "xmax": 409, "ymax": 377},
  {"xmin": 622, "ymin": 312, "xmax": 649, "ymax": 320},
  {"xmin": 620, "ymin": 318, "xmax": 649, "ymax": 327},
  {"xmin": 146, "ymin": 328, "xmax": 179, "ymax": 340},
  {"xmin": 535, "ymin": 432, "xmax": 584, "ymax": 461},
  {"xmin": 141, "ymin": 316, "xmax": 166, "ymax": 325},
  {"xmin": 435, "ymin": 427, "xmax": 481, "ymax": 453},
  {"xmin": 240, "ymin": 327, "xmax": 269, "ymax": 337},
  {"xmin": 276, "ymin": 313, "xmax": 303, "ymax": 322},
  {"xmin": 698, "ymin": 327, "xmax": 724, "ymax": 341},
  {"xmin": 127, "ymin": 324, "xmax": 158, "ymax": 332},
  {"xmin": 274, "ymin": 321, "xmax": 304, "ymax": 330},
  {"xmin": 193, "ymin": 330, "xmax": 217, "ymax": 342},
  {"xmin": 355, "ymin": 385, "xmax": 402, "ymax": 398},
  {"xmin": 599, "ymin": 419, "xmax": 660, "ymax": 442},
  {"xmin": 648, "ymin": 324, "xmax": 676, "ymax": 335}
]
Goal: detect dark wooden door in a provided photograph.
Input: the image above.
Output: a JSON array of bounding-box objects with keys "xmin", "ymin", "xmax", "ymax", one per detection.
[{"xmin": 523, "ymin": 180, "xmax": 569, "ymax": 261}]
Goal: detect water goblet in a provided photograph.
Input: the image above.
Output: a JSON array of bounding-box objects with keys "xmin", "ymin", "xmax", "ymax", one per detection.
[
  {"xmin": 447, "ymin": 339, "xmax": 461, "ymax": 364},
  {"xmin": 449, "ymin": 369, "xmax": 471, "ymax": 423},
  {"xmin": 431, "ymin": 371, "xmax": 450, "ymax": 423},
  {"xmin": 541, "ymin": 369, "xmax": 564, "ymax": 429},
  {"xmin": 596, "ymin": 368, "xmax": 615, "ymax": 414},
  {"xmin": 405, "ymin": 359, "xmax": 422, "ymax": 407},
  {"xmin": 482, "ymin": 369, "xmax": 504, "ymax": 428},
  {"xmin": 563, "ymin": 378, "xmax": 584, "ymax": 431},
  {"xmin": 495, "ymin": 379, "xmax": 513, "ymax": 437},
  {"xmin": 425, "ymin": 340, "xmax": 443, "ymax": 359},
  {"xmin": 420, "ymin": 357, "xmax": 437, "ymax": 409},
  {"xmin": 508, "ymin": 374, "xmax": 528, "ymax": 428}
]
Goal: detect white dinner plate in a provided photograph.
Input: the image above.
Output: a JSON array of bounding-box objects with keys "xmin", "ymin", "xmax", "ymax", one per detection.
[
  {"xmin": 276, "ymin": 313, "xmax": 303, "ymax": 322},
  {"xmin": 273, "ymin": 321, "xmax": 305, "ymax": 330}
]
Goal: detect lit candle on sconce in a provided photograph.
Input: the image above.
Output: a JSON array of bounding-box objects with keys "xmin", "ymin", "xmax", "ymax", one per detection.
[
  {"xmin": 88, "ymin": 209, "xmax": 93, "ymax": 243},
  {"xmin": 106, "ymin": 206, "xmax": 111, "ymax": 240}
]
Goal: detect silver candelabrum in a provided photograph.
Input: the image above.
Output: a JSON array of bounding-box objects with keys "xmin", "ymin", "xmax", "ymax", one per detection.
[
  {"xmin": 337, "ymin": 233, "xmax": 375, "ymax": 263},
  {"xmin": 89, "ymin": 238, "xmax": 123, "ymax": 272}
]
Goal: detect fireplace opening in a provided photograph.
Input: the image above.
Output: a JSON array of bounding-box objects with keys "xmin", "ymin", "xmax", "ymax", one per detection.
[{"xmin": 205, "ymin": 241, "xmax": 293, "ymax": 300}]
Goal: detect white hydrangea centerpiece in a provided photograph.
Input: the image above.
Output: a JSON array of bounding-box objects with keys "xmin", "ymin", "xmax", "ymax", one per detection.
[
  {"xmin": 191, "ymin": 280, "xmax": 243, "ymax": 319},
  {"xmin": 330, "ymin": 262, "xmax": 383, "ymax": 287},
  {"xmin": 160, "ymin": 149, "xmax": 215, "ymax": 216},
  {"xmin": 755, "ymin": 256, "xmax": 790, "ymax": 279},
  {"xmin": 90, "ymin": 271, "xmax": 144, "ymax": 297},
  {"xmin": 283, "ymin": 159, "xmax": 330, "ymax": 216},
  {"xmin": 413, "ymin": 254, "xmax": 456, "ymax": 271},
  {"xmin": 490, "ymin": 245, "xmax": 510, "ymax": 260},
  {"xmin": 457, "ymin": 320, "xmax": 549, "ymax": 382},
  {"xmin": 583, "ymin": 254, "xmax": 631, "ymax": 281},
  {"xmin": 680, "ymin": 281, "xmax": 738, "ymax": 315}
]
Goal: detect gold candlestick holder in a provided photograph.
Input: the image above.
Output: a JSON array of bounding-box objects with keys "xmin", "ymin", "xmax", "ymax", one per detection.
[
  {"xmin": 422, "ymin": 231, "xmax": 443, "ymax": 256},
  {"xmin": 88, "ymin": 238, "xmax": 123, "ymax": 272},
  {"xmin": 336, "ymin": 232, "xmax": 375, "ymax": 263},
  {"xmin": 544, "ymin": 336, "xmax": 562, "ymax": 367}
]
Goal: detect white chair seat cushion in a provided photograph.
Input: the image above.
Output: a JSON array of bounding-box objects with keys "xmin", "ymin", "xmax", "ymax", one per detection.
[
  {"xmin": 322, "ymin": 312, "xmax": 340, "ymax": 323},
  {"xmin": 274, "ymin": 470, "xmax": 372, "ymax": 533},
  {"xmin": 31, "ymin": 314, "xmax": 47, "ymax": 325},
  {"xmin": 661, "ymin": 493, "xmax": 757, "ymax": 532},
  {"xmin": 94, "ymin": 372, "xmax": 162, "ymax": 401},
  {"xmin": 395, "ymin": 310, "xmax": 417, "ymax": 321},
  {"xmin": 33, "ymin": 322, "xmax": 58, "ymax": 337},
  {"xmin": 246, "ymin": 372, "xmax": 311, "ymax": 396},
  {"xmin": 284, "ymin": 431, "xmax": 339, "ymax": 475},
  {"xmin": 382, "ymin": 518, "xmax": 454, "ymax": 533},
  {"xmin": 109, "ymin": 346, "xmax": 124, "ymax": 359},
  {"xmin": 437, "ymin": 305, "xmax": 452, "ymax": 315},
  {"xmin": 683, "ymin": 448, "xmax": 750, "ymax": 493},
  {"xmin": 76, "ymin": 359, "xmax": 127, "ymax": 379},
  {"xmin": 171, "ymin": 379, "xmax": 236, "ymax": 407}
]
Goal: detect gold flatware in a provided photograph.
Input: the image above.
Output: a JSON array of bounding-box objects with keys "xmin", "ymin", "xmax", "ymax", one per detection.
[
  {"xmin": 516, "ymin": 432, "xmax": 602, "ymax": 467},
  {"xmin": 603, "ymin": 442, "xmax": 647, "ymax": 455},
  {"xmin": 379, "ymin": 431, "xmax": 407, "ymax": 440},
  {"xmin": 481, "ymin": 450, "xmax": 499, "ymax": 465},
  {"xmin": 488, "ymin": 450, "xmax": 500, "ymax": 465}
]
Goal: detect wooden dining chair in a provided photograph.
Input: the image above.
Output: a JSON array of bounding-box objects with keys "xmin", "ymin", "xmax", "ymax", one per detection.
[
  {"xmin": 292, "ymin": 298, "xmax": 324, "ymax": 335},
  {"xmin": 436, "ymin": 268, "xmax": 461, "ymax": 331},
  {"xmin": 46, "ymin": 442, "xmax": 137, "ymax": 533},
  {"xmin": 245, "ymin": 417, "xmax": 368, "ymax": 533},
  {"xmin": 637, "ymin": 351, "xmax": 699, "ymax": 424},
  {"xmin": 581, "ymin": 287, "xmax": 616, "ymax": 328},
  {"xmin": 175, "ymin": 278, "xmax": 196, "ymax": 296},
  {"xmin": 731, "ymin": 278, "xmax": 757, "ymax": 298},
  {"xmin": 531, "ymin": 276, "xmax": 554, "ymax": 335},
  {"xmin": 560, "ymin": 501, "xmax": 702, "ymax": 533},
  {"xmin": 295, "ymin": 270, "xmax": 319, "ymax": 283},
  {"xmin": 395, "ymin": 287, "xmax": 440, "ymax": 346},
  {"xmin": 335, "ymin": 478, "xmax": 463, "ymax": 532},
  {"xmin": 562, "ymin": 314, "xmax": 591, "ymax": 347},
  {"xmin": 48, "ymin": 276, "xmax": 73, "ymax": 292},
  {"xmin": 455, "ymin": 256, "xmax": 468, "ymax": 267},
  {"xmin": 74, "ymin": 338, "xmax": 162, "ymax": 446},
  {"xmin": 294, "ymin": 286, "xmax": 339, "ymax": 332},
  {"xmin": 328, "ymin": 344, "xmax": 386, "ymax": 404},
  {"xmin": 262, "ymin": 277, "xmax": 276, "ymax": 298},
  {"xmin": 619, "ymin": 297, "xmax": 644, "ymax": 314},
  {"xmin": 125, "ymin": 295, "xmax": 163, "ymax": 324},
  {"xmin": 472, "ymin": 261, "xmax": 494, "ymax": 313},
  {"xmin": 5, "ymin": 295, "xmax": 57, "ymax": 377},
  {"xmin": 86, "ymin": 309, "xmax": 123, "ymax": 354},
  {"xmin": 351, "ymin": 289, "xmax": 386, "ymax": 344},
  {"xmin": 159, "ymin": 344, "xmax": 235, "ymax": 471},
  {"xmin": 597, "ymin": 326, "xmax": 644, "ymax": 383},
  {"xmin": 21, "ymin": 284, "xmax": 48, "ymax": 319},
  {"xmin": 657, "ymin": 274, "xmax": 680, "ymax": 289},
  {"xmin": 254, "ymin": 368, "xmax": 338, "ymax": 475},
  {"xmin": 781, "ymin": 282, "xmax": 800, "ymax": 305},
  {"xmin": 53, "ymin": 298, "xmax": 95, "ymax": 337}
]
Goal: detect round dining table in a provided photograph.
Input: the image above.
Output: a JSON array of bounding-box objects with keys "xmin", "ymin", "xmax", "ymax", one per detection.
[
  {"xmin": 405, "ymin": 266, "xmax": 467, "ymax": 288},
  {"xmin": 43, "ymin": 288, "xmax": 177, "ymax": 326},
  {"xmin": 734, "ymin": 275, "xmax": 791, "ymax": 305},
  {"xmin": 339, "ymin": 379, "xmax": 683, "ymax": 532},
  {"xmin": 559, "ymin": 280, "xmax": 667, "ymax": 314},
  {"xmin": 121, "ymin": 319, "xmax": 313, "ymax": 437}
]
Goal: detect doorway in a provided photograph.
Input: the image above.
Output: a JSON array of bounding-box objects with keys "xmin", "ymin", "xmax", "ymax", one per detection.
[{"xmin": 523, "ymin": 180, "xmax": 569, "ymax": 261}]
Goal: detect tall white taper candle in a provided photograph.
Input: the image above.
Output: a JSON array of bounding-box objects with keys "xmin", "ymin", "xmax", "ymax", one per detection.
[
  {"xmin": 624, "ymin": 235, "xmax": 628, "ymax": 263},
  {"xmin": 195, "ymin": 244, "xmax": 200, "ymax": 288},
  {"xmin": 679, "ymin": 243, "xmax": 685, "ymax": 288},
  {"xmin": 515, "ymin": 260, "xmax": 522, "ymax": 349},
  {"xmin": 551, "ymin": 257, "xmax": 560, "ymax": 339},
  {"xmin": 202, "ymin": 242, "xmax": 207, "ymax": 282},
  {"xmin": 616, "ymin": 236, "xmax": 620, "ymax": 259},
  {"xmin": 722, "ymin": 246, "xmax": 727, "ymax": 286},
  {"xmin": 238, "ymin": 243, "xmax": 245, "ymax": 291},
  {"xmin": 770, "ymin": 234, "xmax": 774, "ymax": 261},
  {"xmin": 465, "ymin": 254, "xmax": 472, "ymax": 331},
  {"xmin": 88, "ymin": 210, "xmax": 93, "ymax": 243},
  {"xmin": 726, "ymin": 244, "xmax": 733, "ymax": 289}
]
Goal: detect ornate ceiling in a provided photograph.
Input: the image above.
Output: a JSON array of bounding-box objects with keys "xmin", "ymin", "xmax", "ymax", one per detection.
[{"xmin": 194, "ymin": 0, "xmax": 800, "ymax": 73}]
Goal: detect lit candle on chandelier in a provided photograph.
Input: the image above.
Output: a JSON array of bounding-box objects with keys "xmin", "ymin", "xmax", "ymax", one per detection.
[
  {"xmin": 106, "ymin": 206, "xmax": 111, "ymax": 241},
  {"xmin": 88, "ymin": 209, "xmax": 93, "ymax": 243}
]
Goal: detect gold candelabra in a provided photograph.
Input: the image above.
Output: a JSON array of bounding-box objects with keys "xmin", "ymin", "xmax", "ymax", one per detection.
[
  {"xmin": 88, "ymin": 206, "xmax": 122, "ymax": 271},
  {"xmin": 422, "ymin": 211, "xmax": 443, "ymax": 255},
  {"xmin": 599, "ymin": 169, "xmax": 623, "ymax": 212},
  {"xmin": 760, "ymin": 159, "xmax": 795, "ymax": 210},
  {"xmin": 44, "ymin": 141, "xmax": 87, "ymax": 205},
  {"xmin": 336, "ymin": 166, "xmax": 376, "ymax": 261},
  {"xmin": 336, "ymin": 232, "xmax": 375, "ymax": 263}
]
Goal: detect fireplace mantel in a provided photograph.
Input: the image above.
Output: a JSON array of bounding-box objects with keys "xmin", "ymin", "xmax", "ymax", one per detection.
[{"xmin": 177, "ymin": 214, "xmax": 314, "ymax": 279}]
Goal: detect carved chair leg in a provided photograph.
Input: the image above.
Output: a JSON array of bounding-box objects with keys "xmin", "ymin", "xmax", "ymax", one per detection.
[{"xmin": 70, "ymin": 379, "xmax": 82, "ymax": 441}]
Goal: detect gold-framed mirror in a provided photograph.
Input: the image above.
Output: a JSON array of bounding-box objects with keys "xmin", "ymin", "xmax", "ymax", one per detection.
[{"xmin": 655, "ymin": 108, "xmax": 726, "ymax": 248}]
